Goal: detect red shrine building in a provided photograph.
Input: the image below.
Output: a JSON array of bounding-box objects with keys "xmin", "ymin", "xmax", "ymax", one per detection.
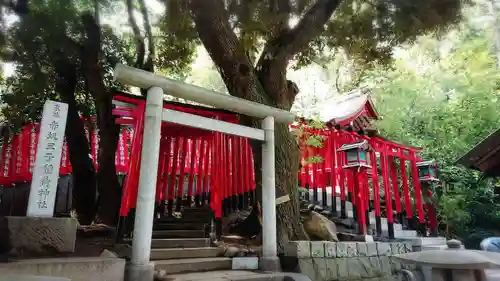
[{"xmin": 0, "ymin": 88, "xmax": 441, "ymax": 239}]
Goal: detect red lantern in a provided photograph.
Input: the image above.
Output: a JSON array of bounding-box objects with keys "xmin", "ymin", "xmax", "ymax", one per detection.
[
  {"xmin": 416, "ymin": 160, "xmax": 439, "ymax": 182},
  {"xmin": 337, "ymin": 140, "xmax": 373, "ymax": 169}
]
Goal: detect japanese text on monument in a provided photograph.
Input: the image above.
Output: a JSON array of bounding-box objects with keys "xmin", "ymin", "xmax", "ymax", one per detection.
[{"xmin": 26, "ymin": 100, "xmax": 68, "ymax": 217}]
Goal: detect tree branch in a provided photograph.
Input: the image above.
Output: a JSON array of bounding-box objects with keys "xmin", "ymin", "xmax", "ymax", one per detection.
[
  {"xmin": 126, "ymin": 0, "xmax": 145, "ymax": 68},
  {"xmin": 255, "ymin": 0, "xmax": 343, "ymax": 109},
  {"xmin": 187, "ymin": 0, "xmax": 273, "ymax": 106},
  {"xmin": 268, "ymin": 0, "xmax": 291, "ymax": 38},
  {"xmin": 137, "ymin": 0, "xmax": 154, "ymax": 72},
  {"xmin": 259, "ymin": 0, "xmax": 342, "ymax": 67}
]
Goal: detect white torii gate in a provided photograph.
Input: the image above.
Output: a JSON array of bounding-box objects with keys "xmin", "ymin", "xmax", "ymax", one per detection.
[{"xmin": 113, "ymin": 64, "xmax": 295, "ymax": 281}]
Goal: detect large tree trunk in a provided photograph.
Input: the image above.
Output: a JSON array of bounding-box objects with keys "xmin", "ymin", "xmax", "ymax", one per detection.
[
  {"xmin": 188, "ymin": 0, "xmax": 340, "ymax": 251},
  {"xmin": 55, "ymin": 59, "xmax": 97, "ymax": 225},
  {"xmin": 81, "ymin": 13, "xmax": 122, "ymax": 225},
  {"xmin": 94, "ymin": 95, "xmax": 121, "ymax": 225},
  {"xmin": 273, "ymin": 123, "xmax": 307, "ymax": 251},
  {"xmin": 188, "ymin": 0, "xmax": 310, "ymax": 252}
]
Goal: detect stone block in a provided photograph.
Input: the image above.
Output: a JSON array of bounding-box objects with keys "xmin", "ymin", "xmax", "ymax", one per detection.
[
  {"xmin": 0, "ymin": 257, "xmax": 125, "ymax": 281},
  {"xmin": 402, "ymin": 243, "xmax": 412, "ymax": 253},
  {"xmin": 377, "ymin": 242, "xmax": 391, "ymax": 256},
  {"xmin": 310, "ymin": 242, "xmax": 325, "ymax": 258},
  {"xmin": 357, "ymin": 242, "xmax": 368, "ymax": 256},
  {"xmin": 285, "ymin": 241, "xmax": 311, "ymax": 258},
  {"xmin": 346, "ymin": 242, "xmax": 358, "ymax": 257},
  {"xmin": 5, "ymin": 216, "xmax": 77, "ymax": 256},
  {"xmin": 349, "ymin": 257, "xmax": 381, "ymax": 278},
  {"xmin": 313, "ymin": 258, "xmax": 328, "ymax": 281},
  {"xmin": 297, "ymin": 258, "xmax": 326, "ymax": 281},
  {"xmin": 0, "ymin": 275, "xmax": 71, "ymax": 281},
  {"xmin": 338, "ymin": 242, "xmax": 357, "ymax": 257},
  {"xmin": 336, "ymin": 243, "xmax": 347, "ymax": 258},
  {"xmin": 389, "ymin": 256, "xmax": 402, "ymax": 273},
  {"xmin": 233, "ymin": 257, "xmax": 259, "ymax": 270},
  {"xmin": 366, "ymin": 242, "xmax": 378, "ymax": 257},
  {"xmin": 325, "ymin": 259, "xmax": 338, "ymax": 280},
  {"xmin": 324, "ymin": 242, "xmax": 336, "ymax": 258},
  {"xmin": 390, "ymin": 243, "xmax": 405, "ymax": 255},
  {"xmin": 379, "ymin": 256, "xmax": 391, "ymax": 275},
  {"xmin": 336, "ymin": 258, "xmax": 349, "ymax": 279}
]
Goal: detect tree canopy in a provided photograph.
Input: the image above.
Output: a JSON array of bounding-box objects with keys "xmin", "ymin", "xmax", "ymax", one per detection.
[{"xmin": 0, "ymin": 0, "xmax": 470, "ymax": 246}]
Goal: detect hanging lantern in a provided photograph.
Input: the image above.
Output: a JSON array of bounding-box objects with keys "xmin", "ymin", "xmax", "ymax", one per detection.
[
  {"xmin": 337, "ymin": 140, "xmax": 373, "ymax": 169},
  {"xmin": 416, "ymin": 160, "xmax": 439, "ymax": 182}
]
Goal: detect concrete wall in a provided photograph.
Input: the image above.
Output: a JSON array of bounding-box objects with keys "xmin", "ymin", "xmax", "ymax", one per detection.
[{"xmin": 283, "ymin": 241, "xmax": 416, "ymax": 281}]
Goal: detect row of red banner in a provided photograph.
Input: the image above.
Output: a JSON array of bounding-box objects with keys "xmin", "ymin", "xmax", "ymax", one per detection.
[
  {"xmin": 294, "ymin": 122, "xmax": 437, "ymax": 233},
  {"xmin": 0, "ymin": 118, "xmax": 132, "ymax": 185}
]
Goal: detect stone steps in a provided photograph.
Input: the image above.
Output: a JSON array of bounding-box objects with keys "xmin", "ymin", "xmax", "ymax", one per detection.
[
  {"xmin": 155, "ymin": 257, "xmax": 233, "ymax": 275},
  {"xmin": 151, "ymin": 247, "xmax": 222, "ymax": 260},
  {"xmin": 151, "ymin": 238, "xmax": 211, "ymax": 249},
  {"xmin": 153, "ymin": 222, "xmax": 207, "ymax": 231},
  {"xmin": 151, "ymin": 207, "xmax": 232, "ymax": 274},
  {"xmin": 152, "ymin": 229, "xmax": 206, "ymax": 239}
]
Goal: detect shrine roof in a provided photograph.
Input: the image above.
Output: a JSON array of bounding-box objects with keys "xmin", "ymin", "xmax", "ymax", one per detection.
[
  {"xmin": 457, "ymin": 126, "xmax": 500, "ymax": 176},
  {"xmin": 317, "ymin": 88, "xmax": 379, "ymax": 125}
]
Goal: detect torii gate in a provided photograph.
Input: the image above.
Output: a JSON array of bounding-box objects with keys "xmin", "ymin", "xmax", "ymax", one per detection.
[{"xmin": 113, "ymin": 64, "xmax": 292, "ymax": 280}]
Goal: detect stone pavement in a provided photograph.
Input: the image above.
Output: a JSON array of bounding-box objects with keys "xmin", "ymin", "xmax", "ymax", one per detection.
[{"xmin": 164, "ymin": 270, "xmax": 311, "ymax": 281}]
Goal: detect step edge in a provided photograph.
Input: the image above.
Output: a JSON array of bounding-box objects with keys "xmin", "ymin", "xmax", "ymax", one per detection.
[{"xmin": 153, "ymin": 257, "xmax": 232, "ymax": 265}]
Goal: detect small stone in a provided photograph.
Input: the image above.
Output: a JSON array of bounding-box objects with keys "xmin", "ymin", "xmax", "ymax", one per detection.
[
  {"xmin": 100, "ymin": 249, "xmax": 118, "ymax": 258},
  {"xmin": 224, "ymin": 246, "xmax": 239, "ymax": 257},
  {"xmin": 158, "ymin": 270, "xmax": 166, "ymax": 277},
  {"xmin": 447, "ymin": 239, "xmax": 462, "ymax": 249}
]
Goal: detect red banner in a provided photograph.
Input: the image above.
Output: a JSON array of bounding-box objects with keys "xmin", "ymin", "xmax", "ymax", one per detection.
[
  {"xmin": 115, "ymin": 128, "xmax": 130, "ymax": 174},
  {"xmin": 60, "ymin": 138, "xmax": 72, "ymax": 175},
  {"xmin": 0, "ymin": 138, "xmax": 13, "ymax": 185}
]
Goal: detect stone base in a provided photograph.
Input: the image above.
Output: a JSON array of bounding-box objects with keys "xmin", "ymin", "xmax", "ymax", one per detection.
[
  {"xmin": 259, "ymin": 256, "xmax": 282, "ymax": 272},
  {"xmin": 0, "ymin": 275, "xmax": 71, "ymax": 281},
  {"xmin": 3, "ymin": 216, "xmax": 77, "ymax": 256},
  {"xmin": 125, "ymin": 262, "xmax": 154, "ymax": 281},
  {"xmin": 0, "ymin": 257, "xmax": 125, "ymax": 281}
]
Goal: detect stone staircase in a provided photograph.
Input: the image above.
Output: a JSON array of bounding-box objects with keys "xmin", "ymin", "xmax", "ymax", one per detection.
[
  {"xmin": 149, "ymin": 207, "xmax": 233, "ymax": 274},
  {"xmin": 307, "ymin": 188, "xmax": 419, "ymax": 238}
]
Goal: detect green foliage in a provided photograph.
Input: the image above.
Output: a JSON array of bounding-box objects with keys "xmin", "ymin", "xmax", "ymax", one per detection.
[
  {"xmin": 0, "ymin": 0, "xmax": 195, "ymax": 128},
  {"xmin": 369, "ymin": 12, "xmax": 500, "ymax": 242},
  {"xmin": 164, "ymin": 0, "xmax": 467, "ymax": 69}
]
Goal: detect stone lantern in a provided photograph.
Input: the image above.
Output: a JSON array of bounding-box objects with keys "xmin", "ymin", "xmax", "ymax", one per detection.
[{"xmin": 393, "ymin": 239, "xmax": 500, "ymax": 281}]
